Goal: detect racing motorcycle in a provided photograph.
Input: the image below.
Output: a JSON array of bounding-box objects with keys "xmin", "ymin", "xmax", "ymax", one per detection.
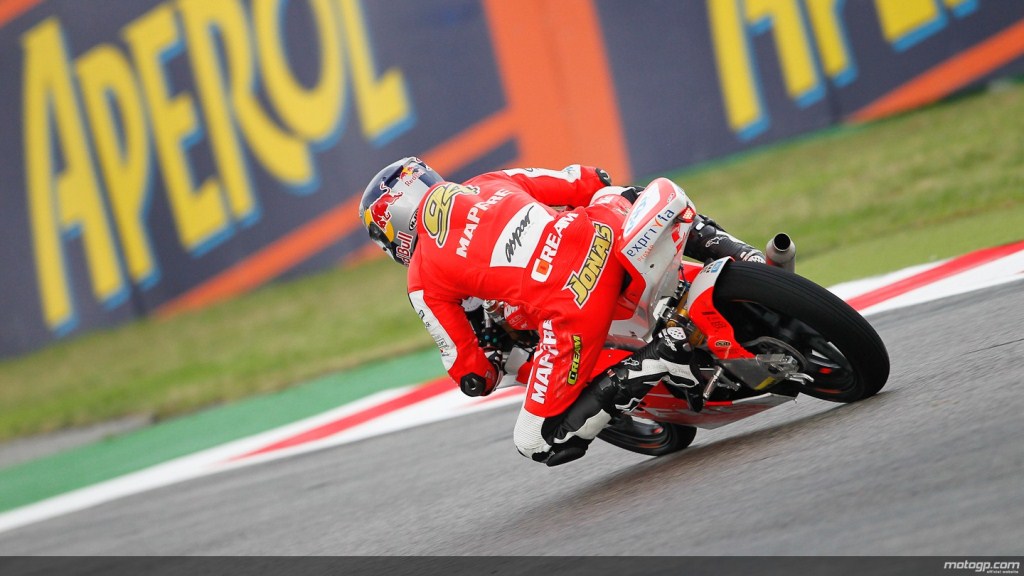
[{"xmin": 481, "ymin": 178, "xmax": 890, "ymax": 457}]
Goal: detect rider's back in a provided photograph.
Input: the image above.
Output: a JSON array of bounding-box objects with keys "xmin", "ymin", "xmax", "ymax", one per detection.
[{"xmin": 408, "ymin": 172, "xmax": 603, "ymax": 316}]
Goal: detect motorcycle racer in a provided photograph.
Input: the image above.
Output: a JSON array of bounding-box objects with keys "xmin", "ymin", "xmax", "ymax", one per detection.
[{"xmin": 358, "ymin": 157, "xmax": 765, "ymax": 466}]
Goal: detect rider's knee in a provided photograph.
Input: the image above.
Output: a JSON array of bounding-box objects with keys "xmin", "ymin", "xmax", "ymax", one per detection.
[{"xmin": 513, "ymin": 410, "xmax": 551, "ymax": 463}]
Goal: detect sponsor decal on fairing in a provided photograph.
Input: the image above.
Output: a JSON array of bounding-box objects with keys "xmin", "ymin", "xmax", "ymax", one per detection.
[{"xmin": 625, "ymin": 207, "xmax": 677, "ymax": 260}]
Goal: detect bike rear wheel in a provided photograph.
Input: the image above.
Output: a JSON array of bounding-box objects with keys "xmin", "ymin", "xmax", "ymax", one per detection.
[{"xmin": 713, "ymin": 261, "xmax": 890, "ymax": 403}]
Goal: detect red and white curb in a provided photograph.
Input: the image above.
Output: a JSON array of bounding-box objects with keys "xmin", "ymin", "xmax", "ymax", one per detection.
[
  {"xmin": 1, "ymin": 241, "xmax": 1022, "ymax": 534},
  {"xmin": 830, "ymin": 241, "xmax": 1024, "ymax": 316}
]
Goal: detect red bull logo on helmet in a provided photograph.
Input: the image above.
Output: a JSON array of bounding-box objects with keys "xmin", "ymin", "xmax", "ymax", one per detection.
[
  {"xmin": 399, "ymin": 165, "xmax": 422, "ymax": 185},
  {"xmin": 394, "ymin": 230, "xmax": 415, "ymax": 265},
  {"xmin": 364, "ymin": 182, "xmax": 404, "ymax": 241}
]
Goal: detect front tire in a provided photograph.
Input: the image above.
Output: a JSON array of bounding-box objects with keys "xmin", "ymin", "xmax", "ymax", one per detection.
[{"xmin": 713, "ymin": 261, "xmax": 890, "ymax": 403}]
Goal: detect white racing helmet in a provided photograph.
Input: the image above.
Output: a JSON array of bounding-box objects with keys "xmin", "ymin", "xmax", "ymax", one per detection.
[{"xmin": 358, "ymin": 157, "xmax": 443, "ymax": 266}]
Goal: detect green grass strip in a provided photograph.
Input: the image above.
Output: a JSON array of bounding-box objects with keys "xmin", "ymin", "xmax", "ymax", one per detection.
[{"xmin": 0, "ymin": 349, "xmax": 444, "ymax": 513}]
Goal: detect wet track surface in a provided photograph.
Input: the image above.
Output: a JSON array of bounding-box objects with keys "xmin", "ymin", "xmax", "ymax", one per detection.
[{"xmin": 1, "ymin": 280, "xmax": 1022, "ymax": 555}]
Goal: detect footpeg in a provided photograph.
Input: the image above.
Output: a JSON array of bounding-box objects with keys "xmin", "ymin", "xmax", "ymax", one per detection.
[{"xmin": 700, "ymin": 366, "xmax": 740, "ymax": 400}]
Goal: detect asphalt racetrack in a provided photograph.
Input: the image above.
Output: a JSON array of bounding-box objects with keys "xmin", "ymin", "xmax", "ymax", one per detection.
[{"xmin": 1, "ymin": 280, "xmax": 1022, "ymax": 555}]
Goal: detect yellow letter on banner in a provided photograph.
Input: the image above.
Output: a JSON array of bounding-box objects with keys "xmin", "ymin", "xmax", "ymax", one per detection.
[
  {"xmin": 124, "ymin": 4, "xmax": 230, "ymax": 253},
  {"xmin": 874, "ymin": 0, "xmax": 945, "ymax": 51},
  {"xmin": 804, "ymin": 0, "xmax": 856, "ymax": 86},
  {"xmin": 256, "ymin": 0, "xmax": 344, "ymax": 143},
  {"xmin": 338, "ymin": 0, "xmax": 412, "ymax": 145},
  {"xmin": 76, "ymin": 44, "xmax": 159, "ymax": 287},
  {"xmin": 709, "ymin": 0, "xmax": 824, "ymax": 139},
  {"xmin": 743, "ymin": 0, "xmax": 823, "ymax": 105},
  {"xmin": 708, "ymin": 0, "xmax": 765, "ymax": 138},
  {"xmin": 239, "ymin": 0, "xmax": 317, "ymax": 189},
  {"xmin": 178, "ymin": 0, "xmax": 258, "ymax": 222},
  {"xmin": 23, "ymin": 18, "xmax": 126, "ymax": 332}
]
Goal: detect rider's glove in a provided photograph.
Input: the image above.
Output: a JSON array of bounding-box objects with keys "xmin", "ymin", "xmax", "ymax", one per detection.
[
  {"xmin": 458, "ymin": 350, "xmax": 504, "ymax": 397},
  {"xmin": 459, "ymin": 373, "xmax": 495, "ymax": 397}
]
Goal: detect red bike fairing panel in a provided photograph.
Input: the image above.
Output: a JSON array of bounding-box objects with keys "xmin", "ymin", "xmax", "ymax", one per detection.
[{"xmin": 685, "ymin": 259, "xmax": 755, "ymax": 361}]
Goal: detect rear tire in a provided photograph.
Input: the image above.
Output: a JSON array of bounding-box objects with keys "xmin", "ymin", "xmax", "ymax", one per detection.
[{"xmin": 713, "ymin": 261, "xmax": 889, "ymax": 403}]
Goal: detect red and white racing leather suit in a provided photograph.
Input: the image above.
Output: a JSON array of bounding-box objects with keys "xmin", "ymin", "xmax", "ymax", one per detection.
[{"xmin": 407, "ymin": 166, "xmax": 632, "ymax": 458}]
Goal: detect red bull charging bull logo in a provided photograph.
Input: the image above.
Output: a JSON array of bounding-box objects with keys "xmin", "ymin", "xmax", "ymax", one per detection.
[
  {"xmin": 399, "ymin": 165, "xmax": 422, "ymax": 185},
  {"xmin": 364, "ymin": 182, "xmax": 404, "ymax": 241}
]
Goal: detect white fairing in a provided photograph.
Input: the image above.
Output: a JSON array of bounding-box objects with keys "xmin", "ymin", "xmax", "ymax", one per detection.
[{"xmin": 606, "ymin": 179, "xmax": 696, "ymax": 350}]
